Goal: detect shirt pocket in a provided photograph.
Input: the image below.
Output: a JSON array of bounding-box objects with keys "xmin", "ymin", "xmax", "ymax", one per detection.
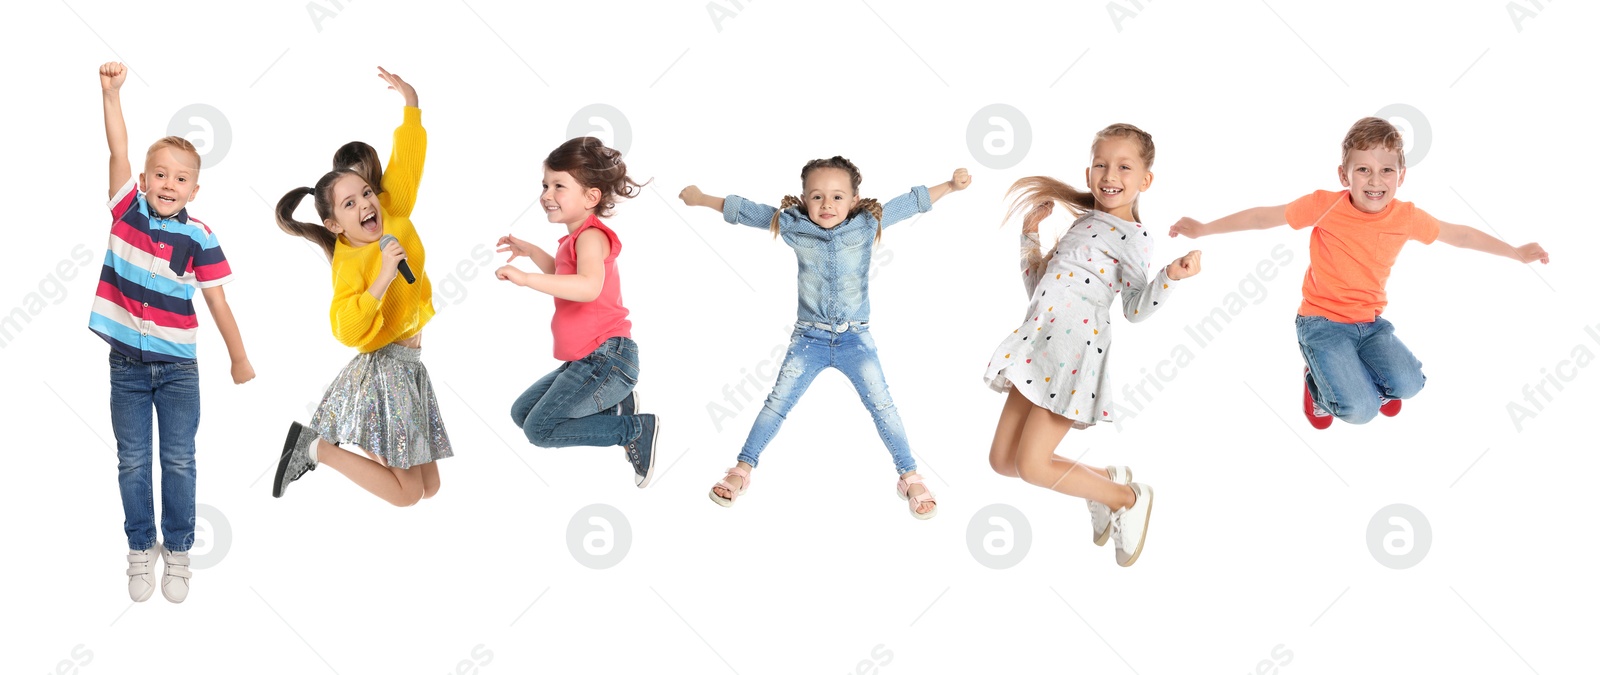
[
  {"xmin": 162, "ymin": 235, "xmax": 194, "ymax": 279},
  {"xmin": 1375, "ymin": 232, "xmax": 1407, "ymax": 267}
]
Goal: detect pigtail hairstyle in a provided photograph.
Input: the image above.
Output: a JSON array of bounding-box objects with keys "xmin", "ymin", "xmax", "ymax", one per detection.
[
  {"xmin": 544, "ymin": 137, "xmax": 646, "ymax": 218},
  {"xmin": 1005, "ymin": 123, "xmax": 1155, "ymax": 268},
  {"xmin": 275, "ymin": 168, "xmax": 366, "ymax": 261},
  {"xmin": 333, "ymin": 141, "xmax": 385, "ymax": 196},
  {"xmin": 775, "ymin": 156, "xmax": 883, "ymax": 242}
]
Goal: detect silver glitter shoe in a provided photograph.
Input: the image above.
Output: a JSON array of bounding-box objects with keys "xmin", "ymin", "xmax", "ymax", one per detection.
[{"xmin": 273, "ymin": 422, "xmax": 318, "ymax": 498}]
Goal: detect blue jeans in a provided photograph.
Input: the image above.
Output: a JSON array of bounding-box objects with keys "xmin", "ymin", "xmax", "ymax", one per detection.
[
  {"xmin": 511, "ymin": 337, "xmax": 643, "ymax": 448},
  {"xmin": 1295, "ymin": 315, "xmax": 1425, "ymax": 424},
  {"xmin": 109, "ymin": 350, "xmax": 199, "ymax": 552},
  {"xmin": 739, "ymin": 323, "xmax": 917, "ymax": 474}
]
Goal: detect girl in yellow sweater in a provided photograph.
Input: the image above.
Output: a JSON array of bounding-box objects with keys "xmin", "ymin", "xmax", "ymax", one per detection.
[{"xmin": 270, "ymin": 67, "xmax": 450, "ymax": 506}]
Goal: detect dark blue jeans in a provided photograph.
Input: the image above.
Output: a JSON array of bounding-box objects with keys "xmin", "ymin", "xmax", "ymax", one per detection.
[
  {"xmin": 1296, "ymin": 315, "xmax": 1425, "ymax": 424},
  {"xmin": 511, "ymin": 337, "xmax": 642, "ymax": 447},
  {"xmin": 109, "ymin": 350, "xmax": 199, "ymax": 552}
]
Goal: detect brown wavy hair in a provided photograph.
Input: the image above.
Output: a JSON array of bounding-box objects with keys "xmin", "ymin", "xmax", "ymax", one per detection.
[
  {"xmin": 544, "ymin": 137, "xmax": 645, "ymax": 218},
  {"xmin": 1341, "ymin": 116, "xmax": 1406, "ymax": 170},
  {"xmin": 773, "ymin": 156, "xmax": 883, "ymax": 242}
]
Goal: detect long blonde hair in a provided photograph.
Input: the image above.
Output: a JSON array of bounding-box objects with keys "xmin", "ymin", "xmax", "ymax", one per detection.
[
  {"xmin": 772, "ymin": 156, "xmax": 884, "ymax": 242},
  {"xmin": 1006, "ymin": 123, "xmax": 1155, "ymax": 265}
]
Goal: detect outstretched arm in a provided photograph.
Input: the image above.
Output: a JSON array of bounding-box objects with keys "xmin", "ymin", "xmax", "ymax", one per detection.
[
  {"xmin": 1169, "ymin": 205, "xmax": 1289, "ymax": 239},
  {"xmin": 1436, "ymin": 222, "xmax": 1548, "ymax": 264},
  {"xmin": 924, "ymin": 167, "xmax": 971, "ymax": 204},
  {"xmin": 496, "ymin": 228, "xmax": 609, "ymax": 302},
  {"xmin": 100, "ymin": 62, "xmax": 131, "ymax": 198},
  {"xmin": 681, "ymin": 186, "xmax": 787, "ymax": 231},
  {"xmin": 678, "ymin": 185, "xmax": 725, "ymax": 213},
  {"xmin": 200, "ymin": 286, "xmax": 255, "ymax": 384}
]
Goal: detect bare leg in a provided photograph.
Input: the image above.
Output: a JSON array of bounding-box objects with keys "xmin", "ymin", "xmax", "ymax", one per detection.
[
  {"xmin": 1011, "ymin": 400, "xmax": 1134, "ymax": 510},
  {"xmin": 990, "ymin": 388, "xmax": 1111, "ymax": 480},
  {"xmin": 315, "ymin": 440, "xmax": 427, "ymax": 507},
  {"xmin": 420, "ymin": 462, "xmax": 441, "ymax": 499}
]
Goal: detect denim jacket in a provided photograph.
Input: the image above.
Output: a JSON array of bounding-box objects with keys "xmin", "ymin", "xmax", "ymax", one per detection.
[{"xmin": 722, "ymin": 186, "xmax": 933, "ymax": 326}]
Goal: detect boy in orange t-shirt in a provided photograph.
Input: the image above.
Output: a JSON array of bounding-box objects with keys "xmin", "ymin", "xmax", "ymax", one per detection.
[{"xmin": 1169, "ymin": 117, "xmax": 1548, "ymax": 428}]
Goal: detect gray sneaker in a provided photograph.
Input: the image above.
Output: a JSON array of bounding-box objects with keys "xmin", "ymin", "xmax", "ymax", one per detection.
[
  {"xmin": 625, "ymin": 414, "xmax": 659, "ymax": 488},
  {"xmin": 273, "ymin": 422, "xmax": 318, "ymax": 498}
]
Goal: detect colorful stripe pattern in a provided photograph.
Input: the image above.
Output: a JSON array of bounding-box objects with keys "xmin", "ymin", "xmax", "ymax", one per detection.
[{"xmin": 88, "ymin": 178, "xmax": 232, "ymax": 362}]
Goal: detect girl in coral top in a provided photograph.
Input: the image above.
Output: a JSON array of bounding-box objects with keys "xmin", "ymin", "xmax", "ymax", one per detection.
[
  {"xmin": 495, "ymin": 137, "xmax": 658, "ymax": 487},
  {"xmin": 270, "ymin": 67, "xmax": 450, "ymax": 506}
]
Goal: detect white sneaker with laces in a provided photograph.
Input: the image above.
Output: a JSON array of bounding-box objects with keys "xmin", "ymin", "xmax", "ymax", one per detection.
[
  {"xmin": 160, "ymin": 545, "xmax": 192, "ymax": 603},
  {"xmin": 1089, "ymin": 465, "xmax": 1133, "ymax": 546},
  {"xmin": 1111, "ymin": 482, "xmax": 1154, "ymax": 567},
  {"xmin": 127, "ymin": 548, "xmax": 155, "ymax": 602}
]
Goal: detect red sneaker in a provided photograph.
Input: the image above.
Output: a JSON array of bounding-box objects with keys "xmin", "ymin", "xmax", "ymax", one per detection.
[
  {"xmin": 1303, "ymin": 368, "xmax": 1333, "ymax": 430},
  {"xmin": 1379, "ymin": 397, "xmax": 1402, "ymax": 417}
]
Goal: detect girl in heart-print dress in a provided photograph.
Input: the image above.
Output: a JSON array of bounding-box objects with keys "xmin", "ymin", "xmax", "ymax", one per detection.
[{"xmin": 981, "ymin": 123, "xmax": 1201, "ymax": 568}]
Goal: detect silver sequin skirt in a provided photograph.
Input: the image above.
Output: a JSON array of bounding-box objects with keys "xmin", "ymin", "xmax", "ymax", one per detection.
[{"xmin": 308, "ymin": 343, "xmax": 453, "ymax": 469}]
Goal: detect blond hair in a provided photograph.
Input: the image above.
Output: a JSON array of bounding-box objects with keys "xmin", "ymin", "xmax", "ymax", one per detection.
[
  {"xmin": 145, "ymin": 136, "xmax": 202, "ymax": 172},
  {"xmin": 1005, "ymin": 123, "xmax": 1155, "ymax": 267}
]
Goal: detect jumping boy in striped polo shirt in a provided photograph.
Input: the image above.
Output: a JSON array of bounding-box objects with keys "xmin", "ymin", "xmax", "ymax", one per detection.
[{"xmin": 95, "ymin": 62, "xmax": 254, "ymax": 603}]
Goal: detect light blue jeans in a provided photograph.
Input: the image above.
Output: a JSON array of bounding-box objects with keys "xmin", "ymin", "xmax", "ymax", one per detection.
[
  {"xmin": 738, "ymin": 322, "xmax": 917, "ymax": 474},
  {"xmin": 109, "ymin": 350, "xmax": 199, "ymax": 552},
  {"xmin": 1295, "ymin": 315, "xmax": 1425, "ymax": 424}
]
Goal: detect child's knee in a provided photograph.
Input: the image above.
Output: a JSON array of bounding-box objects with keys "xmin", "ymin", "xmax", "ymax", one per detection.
[
  {"xmin": 1017, "ymin": 460, "xmax": 1056, "ymax": 488},
  {"xmin": 1336, "ymin": 400, "xmax": 1380, "ymax": 425},
  {"xmin": 1389, "ymin": 371, "xmax": 1425, "ymax": 400}
]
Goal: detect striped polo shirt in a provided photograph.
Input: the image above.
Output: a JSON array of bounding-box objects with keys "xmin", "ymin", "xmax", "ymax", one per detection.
[{"xmin": 89, "ymin": 178, "xmax": 232, "ymax": 362}]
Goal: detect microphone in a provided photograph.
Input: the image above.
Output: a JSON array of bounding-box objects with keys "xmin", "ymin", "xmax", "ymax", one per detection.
[{"xmin": 378, "ymin": 234, "xmax": 416, "ymax": 284}]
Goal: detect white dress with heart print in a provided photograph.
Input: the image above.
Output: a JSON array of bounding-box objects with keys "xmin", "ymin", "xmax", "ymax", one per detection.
[{"xmin": 983, "ymin": 210, "xmax": 1177, "ymax": 429}]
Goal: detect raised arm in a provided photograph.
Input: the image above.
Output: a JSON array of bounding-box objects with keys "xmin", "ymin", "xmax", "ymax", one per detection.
[
  {"xmin": 100, "ymin": 62, "xmax": 131, "ymax": 198},
  {"xmin": 496, "ymin": 228, "xmax": 609, "ymax": 302},
  {"xmin": 1436, "ymin": 222, "xmax": 1549, "ymax": 264},
  {"xmin": 376, "ymin": 67, "xmax": 426, "ymax": 218},
  {"xmin": 1169, "ymin": 205, "xmax": 1289, "ymax": 239}
]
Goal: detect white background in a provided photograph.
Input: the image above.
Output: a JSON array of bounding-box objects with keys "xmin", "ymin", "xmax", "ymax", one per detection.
[{"xmin": 3, "ymin": 1, "xmax": 1596, "ymax": 673}]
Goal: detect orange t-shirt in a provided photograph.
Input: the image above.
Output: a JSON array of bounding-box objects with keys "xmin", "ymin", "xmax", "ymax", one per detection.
[{"xmin": 1286, "ymin": 190, "xmax": 1440, "ymax": 323}]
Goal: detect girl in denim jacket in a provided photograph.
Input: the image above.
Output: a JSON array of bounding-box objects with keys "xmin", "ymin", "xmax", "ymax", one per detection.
[{"xmin": 680, "ymin": 157, "xmax": 969, "ymax": 518}]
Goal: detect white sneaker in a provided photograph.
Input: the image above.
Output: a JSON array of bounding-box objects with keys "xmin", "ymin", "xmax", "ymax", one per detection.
[
  {"xmin": 160, "ymin": 545, "xmax": 192, "ymax": 603},
  {"xmin": 1089, "ymin": 465, "xmax": 1133, "ymax": 546},
  {"xmin": 127, "ymin": 548, "xmax": 155, "ymax": 602},
  {"xmin": 1111, "ymin": 483, "xmax": 1154, "ymax": 567}
]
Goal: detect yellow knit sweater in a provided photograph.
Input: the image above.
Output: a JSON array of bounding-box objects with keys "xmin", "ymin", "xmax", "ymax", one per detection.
[{"xmin": 328, "ymin": 106, "xmax": 434, "ymax": 352}]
